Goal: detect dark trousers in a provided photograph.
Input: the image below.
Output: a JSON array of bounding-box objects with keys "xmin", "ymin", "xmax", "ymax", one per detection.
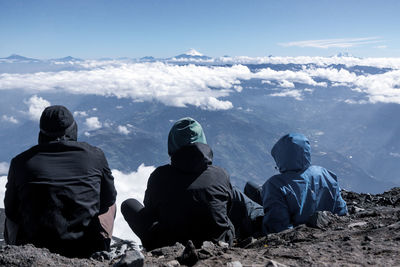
[
  {"xmin": 120, "ymin": 199, "xmax": 167, "ymax": 250},
  {"xmin": 230, "ymin": 185, "xmax": 264, "ymax": 239},
  {"xmin": 244, "ymin": 181, "xmax": 263, "ymax": 205}
]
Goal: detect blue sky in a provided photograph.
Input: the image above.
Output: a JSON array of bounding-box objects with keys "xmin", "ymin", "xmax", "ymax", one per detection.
[{"xmin": 1, "ymin": 0, "xmax": 400, "ymax": 59}]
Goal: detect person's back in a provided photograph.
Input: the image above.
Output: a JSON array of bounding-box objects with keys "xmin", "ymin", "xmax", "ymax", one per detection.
[
  {"xmin": 144, "ymin": 142, "xmax": 234, "ymax": 247},
  {"xmin": 4, "ymin": 105, "xmax": 117, "ymax": 257},
  {"xmin": 122, "ymin": 117, "xmax": 234, "ymax": 250},
  {"xmin": 262, "ymin": 133, "xmax": 347, "ymax": 234}
]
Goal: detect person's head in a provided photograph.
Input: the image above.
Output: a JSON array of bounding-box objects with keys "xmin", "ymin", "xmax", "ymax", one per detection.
[
  {"xmin": 168, "ymin": 117, "xmax": 207, "ymax": 156},
  {"xmin": 271, "ymin": 133, "xmax": 311, "ymax": 173},
  {"xmin": 38, "ymin": 105, "xmax": 77, "ymax": 144}
]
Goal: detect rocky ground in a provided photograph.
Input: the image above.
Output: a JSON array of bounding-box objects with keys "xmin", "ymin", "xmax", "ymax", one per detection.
[{"xmin": 0, "ymin": 188, "xmax": 400, "ymax": 266}]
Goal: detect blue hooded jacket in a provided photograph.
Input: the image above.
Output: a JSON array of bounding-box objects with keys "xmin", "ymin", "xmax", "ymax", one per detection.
[{"xmin": 262, "ymin": 133, "xmax": 347, "ymax": 234}]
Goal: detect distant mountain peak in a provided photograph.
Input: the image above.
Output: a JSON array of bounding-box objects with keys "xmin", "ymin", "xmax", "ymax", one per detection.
[
  {"xmin": 52, "ymin": 56, "xmax": 83, "ymax": 62},
  {"xmin": 184, "ymin": 49, "xmax": 203, "ymax": 56},
  {"xmin": 0, "ymin": 54, "xmax": 40, "ymax": 62},
  {"xmin": 173, "ymin": 49, "xmax": 211, "ymax": 60},
  {"xmin": 334, "ymin": 52, "xmax": 353, "ymax": 58}
]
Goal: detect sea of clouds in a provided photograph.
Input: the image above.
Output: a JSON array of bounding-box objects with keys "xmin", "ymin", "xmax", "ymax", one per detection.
[{"xmin": 1, "ymin": 57, "xmax": 400, "ymax": 114}]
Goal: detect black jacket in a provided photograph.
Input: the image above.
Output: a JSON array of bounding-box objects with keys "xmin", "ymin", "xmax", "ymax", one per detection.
[
  {"xmin": 4, "ymin": 139, "xmax": 117, "ymax": 257},
  {"xmin": 143, "ymin": 143, "xmax": 235, "ymax": 248}
]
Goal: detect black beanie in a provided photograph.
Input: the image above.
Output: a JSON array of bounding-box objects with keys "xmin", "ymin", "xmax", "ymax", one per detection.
[{"xmin": 39, "ymin": 105, "xmax": 77, "ymax": 143}]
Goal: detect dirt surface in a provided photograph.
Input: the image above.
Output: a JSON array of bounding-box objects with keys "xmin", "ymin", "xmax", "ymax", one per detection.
[{"xmin": 0, "ymin": 188, "xmax": 400, "ymax": 266}]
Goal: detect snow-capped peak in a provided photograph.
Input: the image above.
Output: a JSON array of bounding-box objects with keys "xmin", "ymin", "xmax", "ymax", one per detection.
[{"xmin": 184, "ymin": 49, "xmax": 203, "ymax": 56}]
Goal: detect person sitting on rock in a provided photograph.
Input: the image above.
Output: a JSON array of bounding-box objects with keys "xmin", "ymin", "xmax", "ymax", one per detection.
[
  {"xmin": 4, "ymin": 105, "xmax": 117, "ymax": 258},
  {"xmin": 261, "ymin": 133, "xmax": 348, "ymax": 234},
  {"xmin": 121, "ymin": 117, "xmax": 263, "ymax": 250}
]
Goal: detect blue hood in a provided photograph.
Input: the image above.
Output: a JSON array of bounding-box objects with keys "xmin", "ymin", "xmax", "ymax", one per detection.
[{"xmin": 271, "ymin": 133, "xmax": 311, "ymax": 173}]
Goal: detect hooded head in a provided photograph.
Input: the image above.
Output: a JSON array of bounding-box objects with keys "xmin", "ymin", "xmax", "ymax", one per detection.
[
  {"xmin": 168, "ymin": 117, "xmax": 207, "ymax": 156},
  {"xmin": 271, "ymin": 133, "xmax": 311, "ymax": 173},
  {"xmin": 38, "ymin": 105, "xmax": 77, "ymax": 144}
]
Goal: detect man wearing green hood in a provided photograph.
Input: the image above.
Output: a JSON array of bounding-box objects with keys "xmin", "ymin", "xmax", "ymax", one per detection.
[{"xmin": 122, "ymin": 117, "xmax": 263, "ymax": 249}]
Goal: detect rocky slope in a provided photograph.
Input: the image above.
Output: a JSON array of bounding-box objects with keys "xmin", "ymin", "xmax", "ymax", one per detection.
[{"xmin": 0, "ymin": 188, "xmax": 400, "ymax": 266}]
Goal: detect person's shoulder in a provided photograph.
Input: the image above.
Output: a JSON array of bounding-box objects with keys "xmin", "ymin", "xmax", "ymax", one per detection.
[
  {"xmin": 12, "ymin": 145, "xmax": 40, "ymax": 162},
  {"xmin": 208, "ymin": 165, "xmax": 230, "ymax": 179},
  {"xmin": 307, "ymin": 165, "xmax": 337, "ymax": 178},
  {"xmin": 71, "ymin": 141, "xmax": 106, "ymax": 157},
  {"xmin": 266, "ymin": 172, "xmax": 286, "ymax": 184},
  {"xmin": 149, "ymin": 164, "xmax": 172, "ymax": 178},
  {"xmin": 146, "ymin": 164, "xmax": 172, "ymax": 186}
]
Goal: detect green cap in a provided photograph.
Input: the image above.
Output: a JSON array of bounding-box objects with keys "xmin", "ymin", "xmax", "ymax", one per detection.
[{"xmin": 168, "ymin": 117, "xmax": 207, "ymax": 155}]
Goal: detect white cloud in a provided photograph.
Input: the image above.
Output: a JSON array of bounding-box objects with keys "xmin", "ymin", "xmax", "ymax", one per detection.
[
  {"xmin": 2, "ymin": 59, "xmax": 400, "ymax": 107},
  {"xmin": 117, "ymin": 125, "xmax": 130, "ymax": 135},
  {"xmin": 73, "ymin": 111, "xmax": 88, "ymax": 117},
  {"xmin": 0, "ymin": 162, "xmax": 9, "ymax": 175},
  {"xmin": 0, "ymin": 63, "xmax": 242, "ymax": 110},
  {"xmin": 2, "ymin": 115, "xmax": 18, "ymax": 124},
  {"xmin": 279, "ymin": 37, "xmax": 383, "ymax": 49},
  {"xmin": 270, "ymin": 89, "xmax": 303, "ymax": 100},
  {"xmin": 24, "ymin": 95, "xmax": 51, "ymax": 121},
  {"xmin": 0, "ymin": 175, "xmax": 6, "ymax": 208},
  {"xmin": 278, "ymin": 80, "xmax": 295, "ymax": 88},
  {"xmin": 85, "ymin": 117, "xmax": 102, "ymax": 131},
  {"xmin": 112, "ymin": 164, "xmax": 156, "ymax": 243}
]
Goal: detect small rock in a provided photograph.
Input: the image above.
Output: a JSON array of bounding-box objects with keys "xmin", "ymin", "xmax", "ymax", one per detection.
[
  {"xmin": 350, "ymin": 206, "xmax": 365, "ymax": 214},
  {"xmin": 177, "ymin": 240, "xmax": 198, "ymax": 266},
  {"xmin": 227, "ymin": 261, "xmax": 242, "ymax": 267},
  {"xmin": 306, "ymin": 211, "xmax": 334, "ymax": 229},
  {"xmin": 343, "ymin": 236, "xmax": 351, "ymax": 241},
  {"xmin": 114, "ymin": 249, "xmax": 144, "ymax": 267},
  {"xmin": 218, "ymin": 241, "xmax": 229, "ymax": 248},
  {"xmin": 265, "ymin": 259, "xmax": 288, "ymax": 267},
  {"xmin": 388, "ymin": 221, "xmax": 400, "ymax": 230},
  {"xmin": 348, "ymin": 221, "xmax": 367, "ymax": 228},
  {"xmin": 163, "ymin": 260, "xmax": 180, "ymax": 267},
  {"xmin": 364, "ymin": 235, "xmax": 373, "ymax": 242},
  {"xmin": 201, "ymin": 241, "xmax": 215, "ymax": 250}
]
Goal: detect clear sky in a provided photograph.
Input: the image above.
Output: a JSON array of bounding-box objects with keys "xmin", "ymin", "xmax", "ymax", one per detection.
[{"xmin": 1, "ymin": 0, "xmax": 400, "ymax": 59}]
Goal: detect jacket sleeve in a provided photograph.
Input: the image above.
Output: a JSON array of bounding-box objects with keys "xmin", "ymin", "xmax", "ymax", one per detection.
[
  {"xmin": 4, "ymin": 159, "xmax": 18, "ymax": 222},
  {"xmin": 262, "ymin": 178, "xmax": 292, "ymax": 234},
  {"xmin": 207, "ymin": 180, "xmax": 235, "ymax": 246},
  {"xmin": 99, "ymin": 152, "xmax": 117, "ymax": 214},
  {"xmin": 334, "ymin": 191, "xmax": 348, "ymax": 215},
  {"xmin": 143, "ymin": 171, "xmax": 159, "ymax": 222}
]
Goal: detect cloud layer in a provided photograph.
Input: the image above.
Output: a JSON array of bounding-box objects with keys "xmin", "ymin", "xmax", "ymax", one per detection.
[{"xmin": 1, "ymin": 58, "xmax": 400, "ymax": 107}]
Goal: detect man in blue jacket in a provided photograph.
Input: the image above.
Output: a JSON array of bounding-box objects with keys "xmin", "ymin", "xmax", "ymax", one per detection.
[{"xmin": 262, "ymin": 133, "xmax": 347, "ymax": 234}]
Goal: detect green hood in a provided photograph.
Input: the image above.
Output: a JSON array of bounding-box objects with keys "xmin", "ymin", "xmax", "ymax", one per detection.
[{"xmin": 168, "ymin": 117, "xmax": 207, "ymax": 155}]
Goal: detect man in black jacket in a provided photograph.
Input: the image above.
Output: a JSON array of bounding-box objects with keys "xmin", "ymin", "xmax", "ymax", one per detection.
[
  {"xmin": 4, "ymin": 105, "xmax": 117, "ymax": 258},
  {"xmin": 121, "ymin": 117, "xmax": 263, "ymax": 250}
]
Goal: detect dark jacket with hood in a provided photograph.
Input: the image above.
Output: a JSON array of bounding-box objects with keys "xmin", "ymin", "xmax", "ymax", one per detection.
[
  {"xmin": 262, "ymin": 133, "xmax": 347, "ymax": 234},
  {"xmin": 4, "ymin": 105, "xmax": 117, "ymax": 257},
  {"xmin": 143, "ymin": 142, "xmax": 235, "ymax": 248}
]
